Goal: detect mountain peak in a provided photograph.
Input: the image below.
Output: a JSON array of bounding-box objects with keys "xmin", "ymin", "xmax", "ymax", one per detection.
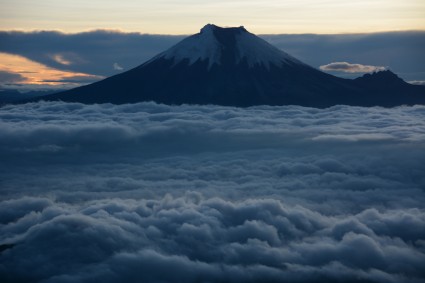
[
  {"xmin": 154, "ymin": 24, "xmax": 302, "ymax": 70},
  {"xmin": 200, "ymin": 23, "xmax": 216, "ymax": 34},
  {"xmin": 200, "ymin": 24, "xmax": 247, "ymax": 34},
  {"xmin": 355, "ymin": 70, "xmax": 405, "ymax": 84}
]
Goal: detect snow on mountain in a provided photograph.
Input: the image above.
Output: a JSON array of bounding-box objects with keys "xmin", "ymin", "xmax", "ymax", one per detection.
[
  {"xmin": 234, "ymin": 27, "xmax": 303, "ymax": 69},
  {"xmin": 154, "ymin": 24, "xmax": 303, "ymax": 70},
  {"xmin": 156, "ymin": 24, "xmax": 222, "ymax": 69}
]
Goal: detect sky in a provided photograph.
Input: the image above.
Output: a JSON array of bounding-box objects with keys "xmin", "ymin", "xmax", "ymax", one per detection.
[
  {"xmin": 1, "ymin": 0, "xmax": 425, "ymax": 34},
  {"xmin": 0, "ymin": 0, "xmax": 425, "ymax": 92}
]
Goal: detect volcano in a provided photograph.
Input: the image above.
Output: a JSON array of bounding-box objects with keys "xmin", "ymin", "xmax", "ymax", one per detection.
[{"xmin": 42, "ymin": 24, "xmax": 425, "ymax": 107}]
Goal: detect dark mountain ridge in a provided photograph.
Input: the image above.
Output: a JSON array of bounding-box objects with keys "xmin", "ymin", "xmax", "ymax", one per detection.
[{"xmin": 39, "ymin": 24, "xmax": 425, "ymax": 107}]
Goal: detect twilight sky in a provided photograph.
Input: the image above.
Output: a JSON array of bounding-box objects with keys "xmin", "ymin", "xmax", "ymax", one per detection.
[
  {"xmin": 0, "ymin": 0, "xmax": 425, "ymax": 92},
  {"xmin": 1, "ymin": 0, "xmax": 425, "ymax": 34}
]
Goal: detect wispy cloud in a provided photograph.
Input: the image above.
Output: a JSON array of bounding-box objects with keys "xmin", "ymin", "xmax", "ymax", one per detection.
[
  {"xmin": 51, "ymin": 54, "xmax": 72, "ymax": 65},
  {"xmin": 113, "ymin": 62, "xmax": 123, "ymax": 71},
  {"xmin": 319, "ymin": 62, "xmax": 387, "ymax": 73}
]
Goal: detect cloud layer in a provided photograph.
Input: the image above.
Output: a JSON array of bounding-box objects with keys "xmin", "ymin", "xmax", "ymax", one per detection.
[
  {"xmin": 1, "ymin": 196, "xmax": 424, "ymax": 283},
  {"xmin": 0, "ymin": 101, "xmax": 424, "ymax": 282}
]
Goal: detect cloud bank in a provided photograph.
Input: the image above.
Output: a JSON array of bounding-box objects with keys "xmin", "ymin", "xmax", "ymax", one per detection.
[
  {"xmin": 0, "ymin": 102, "xmax": 424, "ymax": 282},
  {"xmin": 1, "ymin": 30, "xmax": 424, "ymax": 81},
  {"xmin": 319, "ymin": 62, "xmax": 387, "ymax": 73}
]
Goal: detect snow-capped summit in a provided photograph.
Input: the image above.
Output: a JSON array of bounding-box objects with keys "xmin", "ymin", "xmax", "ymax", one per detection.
[
  {"xmin": 42, "ymin": 24, "xmax": 425, "ymax": 107},
  {"xmin": 154, "ymin": 24, "xmax": 303, "ymax": 70},
  {"xmin": 157, "ymin": 24, "xmax": 222, "ymax": 69}
]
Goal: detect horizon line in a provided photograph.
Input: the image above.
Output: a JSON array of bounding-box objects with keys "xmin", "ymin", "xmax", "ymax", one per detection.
[{"xmin": 2, "ymin": 28, "xmax": 425, "ymax": 36}]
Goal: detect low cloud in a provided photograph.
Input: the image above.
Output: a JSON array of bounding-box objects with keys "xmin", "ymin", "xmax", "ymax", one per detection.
[
  {"xmin": 319, "ymin": 62, "xmax": 387, "ymax": 73},
  {"xmin": 0, "ymin": 102, "xmax": 424, "ymax": 282}
]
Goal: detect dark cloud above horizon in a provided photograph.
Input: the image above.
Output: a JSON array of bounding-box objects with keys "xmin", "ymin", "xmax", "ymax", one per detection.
[
  {"xmin": 0, "ymin": 101, "xmax": 424, "ymax": 282},
  {"xmin": 1, "ymin": 30, "xmax": 424, "ymax": 82},
  {"xmin": 0, "ymin": 30, "xmax": 184, "ymax": 77},
  {"xmin": 0, "ymin": 70, "xmax": 26, "ymax": 84},
  {"xmin": 263, "ymin": 31, "xmax": 425, "ymax": 80}
]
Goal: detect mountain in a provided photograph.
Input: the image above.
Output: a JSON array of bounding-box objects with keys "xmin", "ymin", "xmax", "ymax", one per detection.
[
  {"xmin": 352, "ymin": 71, "xmax": 425, "ymax": 106},
  {"xmin": 40, "ymin": 24, "xmax": 425, "ymax": 107},
  {"xmin": 0, "ymin": 89, "xmax": 56, "ymax": 105}
]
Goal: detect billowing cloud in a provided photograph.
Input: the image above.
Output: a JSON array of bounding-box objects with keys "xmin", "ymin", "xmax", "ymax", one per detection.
[
  {"xmin": 0, "ymin": 102, "xmax": 424, "ymax": 282},
  {"xmin": 319, "ymin": 62, "xmax": 387, "ymax": 73},
  {"xmin": 1, "ymin": 195, "xmax": 424, "ymax": 283}
]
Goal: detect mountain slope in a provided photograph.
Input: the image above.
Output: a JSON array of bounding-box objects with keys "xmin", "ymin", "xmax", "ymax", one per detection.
[{"xmin": 42, "ymin": 24, "xmax": 425, "ymax": 107}]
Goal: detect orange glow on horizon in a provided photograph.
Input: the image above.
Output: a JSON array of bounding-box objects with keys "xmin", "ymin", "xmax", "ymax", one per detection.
[{"xmin": 0, "ymin": 52, "xmax": 101, "ymax": 85}]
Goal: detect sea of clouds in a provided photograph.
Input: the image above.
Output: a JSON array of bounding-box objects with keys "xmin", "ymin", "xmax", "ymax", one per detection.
[{"xmin": 0, "ymin": 101, "xmax": 424, "ymax": 283}]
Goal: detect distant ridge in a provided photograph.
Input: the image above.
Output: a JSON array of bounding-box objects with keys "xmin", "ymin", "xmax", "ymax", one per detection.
[{"xmin": 40, "ymin": 24, "xmax": 425, "ymax": 107}]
